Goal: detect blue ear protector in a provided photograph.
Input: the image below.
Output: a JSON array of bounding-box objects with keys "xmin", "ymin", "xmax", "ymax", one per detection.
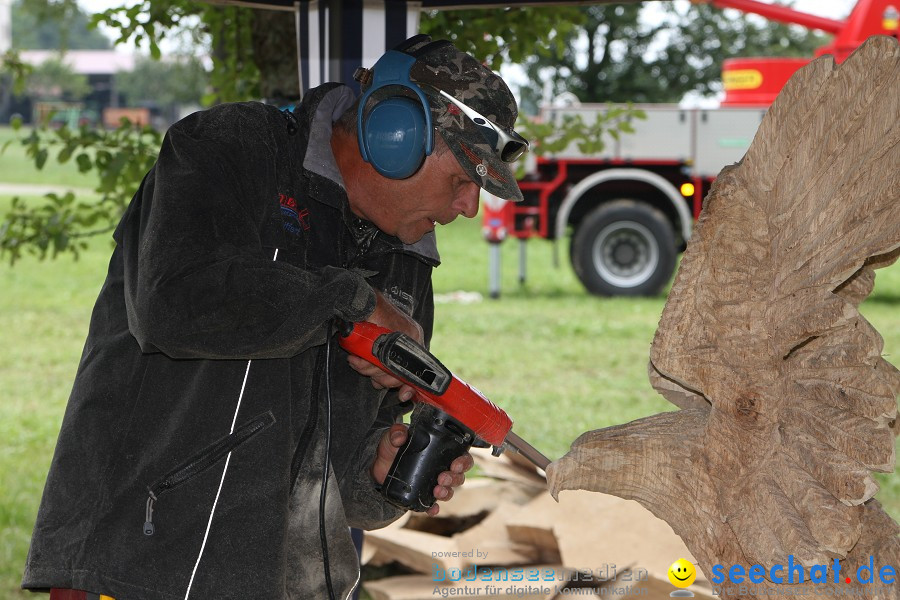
[{"xmin": 357, "ymin": 51, "xmax": 435, "ymax": 179}]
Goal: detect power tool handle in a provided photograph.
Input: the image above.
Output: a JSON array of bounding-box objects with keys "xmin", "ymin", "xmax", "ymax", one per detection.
[{"xmin": 381, "ymin": 403, "xmax": 475, "ymax": 512}]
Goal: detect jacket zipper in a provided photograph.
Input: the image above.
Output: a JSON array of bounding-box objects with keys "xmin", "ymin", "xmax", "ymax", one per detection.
[
  {"xmin": 143, "ymin": 410, "xmax": 276, "ymax": 535},
  {"xmin": 290, "ymin": 351, "xmax": 322, "ymax": 492}
]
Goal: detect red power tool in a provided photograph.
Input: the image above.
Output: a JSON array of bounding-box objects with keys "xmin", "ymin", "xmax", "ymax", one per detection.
[{"xmin": 338, "ymin": 321, "xmax": 551, "ymax": 512}]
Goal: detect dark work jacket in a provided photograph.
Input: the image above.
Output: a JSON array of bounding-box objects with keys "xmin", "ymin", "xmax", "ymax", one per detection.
[{"xmin": 23, "ymin": 84, "xmax": 438, "ymax": 600}]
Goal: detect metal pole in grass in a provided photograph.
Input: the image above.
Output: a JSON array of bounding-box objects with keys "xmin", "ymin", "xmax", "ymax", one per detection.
[
  {"xmin": 489, "ymin": 243, "xmax": 501, "ymax": 299},
  {"xmin": 518, "ymin": 239, "xmax": 527, "ymax": 285}
]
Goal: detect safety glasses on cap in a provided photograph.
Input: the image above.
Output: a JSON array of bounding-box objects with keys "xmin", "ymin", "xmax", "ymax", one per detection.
[{"xmin": 438, "ymin": 90, "xmax": 530, "ymax": 162}]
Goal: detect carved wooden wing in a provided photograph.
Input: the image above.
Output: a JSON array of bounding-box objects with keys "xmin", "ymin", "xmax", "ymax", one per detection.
[{"xmin": 547, "ymin": 36, "xmax": 899, "ymax": 596}]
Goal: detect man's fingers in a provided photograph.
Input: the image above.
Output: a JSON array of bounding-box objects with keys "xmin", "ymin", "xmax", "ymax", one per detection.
[
  {"xmin": 429, "ymin": 458, "xmax": 469, "ymax": 512},
  {"xmin": 388, "ymin": 424, "xmax": 407, "ymax": 447},
  {"xmin": 347, "ymin": 356, "xmax": 382, "ymax": 376},
  {"xmin": 449, "ymin": 453, "xmax": 474, "ymax": 474},
  {"xmin": 347, "ymin": 356, "xmax": 405, "ymax": 390},
  {"xmin": 372, "ymin": 424, "xmax": 408, "ymax": 485},
  {"xmin": 434, "ymin": 484, "xmax": 454, "ymax": 502},
  {"xmin": 347, "ymin": 357, "xmax": 417, "ymax": 399},
  {"xmin": 438, "ymin": 471, "xmax": 466, "ymax": 488},
  {"xmin": 369, "ymin": 374, "xmax": 398, "ymax": 390},
  {"xmin": 377, "ymin": 424, "xmax": 407, "ymax": 460}
]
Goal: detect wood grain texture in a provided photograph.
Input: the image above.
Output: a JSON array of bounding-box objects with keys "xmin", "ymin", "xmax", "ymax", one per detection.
[{"xmin": 548, "ymin": 36, "xmax": 900, "ymax": 600}]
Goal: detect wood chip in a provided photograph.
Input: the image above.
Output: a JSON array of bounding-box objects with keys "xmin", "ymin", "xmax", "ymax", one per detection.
[
  {"xmin": 471, "ymin": 447, "xmax": 547, "ymax": 488},
  {"xmin": 364, "ymin": 527, "xmax": 463, "ymax": 575}
]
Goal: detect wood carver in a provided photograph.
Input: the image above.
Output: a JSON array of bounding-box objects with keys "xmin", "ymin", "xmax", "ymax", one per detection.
[{"xmin": 547, "ymin": 35, "xmax": 899, "ymax": 600}]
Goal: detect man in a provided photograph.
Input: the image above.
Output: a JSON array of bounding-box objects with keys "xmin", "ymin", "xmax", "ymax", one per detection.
[{"xmin": 23, "ymin": 34, "xmax": 527, "ymax": 600}]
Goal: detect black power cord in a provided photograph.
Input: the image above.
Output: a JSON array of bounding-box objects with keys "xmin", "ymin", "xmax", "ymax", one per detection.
[{"xmin": 321, "ymin": 320, "xmax": 337, "ymax": 600}]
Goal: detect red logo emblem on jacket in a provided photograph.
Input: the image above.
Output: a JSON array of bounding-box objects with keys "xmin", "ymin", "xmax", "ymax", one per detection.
[{"xmin": 279, "ymin": 194, "xmax": 310, "ymax": 235}]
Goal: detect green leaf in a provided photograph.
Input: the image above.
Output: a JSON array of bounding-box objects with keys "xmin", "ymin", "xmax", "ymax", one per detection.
[
  {"xmin": 76, "ymin": 153, "xmax": 93, "ymax": 172},
  {"xmin": 95, "ymin": 150, "xmax": 112, "ymax": 168},
  {"xmin": 35, "ymin": 149, "xmax": 49, "ymax": 170},
  {"xmin": 22, "ymin": 130, "xmax": 39, "ymax": 146}
]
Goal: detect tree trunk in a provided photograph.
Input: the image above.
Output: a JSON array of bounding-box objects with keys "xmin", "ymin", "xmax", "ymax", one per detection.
[
  {"xmin": 250, "ymin": 9, "xmax": 299, "ymax": 103},
  {"xmin": 548, "ymin": 35, "xmax": 900, "ymax": 600}
]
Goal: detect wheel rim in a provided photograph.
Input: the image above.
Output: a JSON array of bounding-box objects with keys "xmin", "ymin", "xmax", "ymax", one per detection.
[{"xmin": 591, "ymin": 220, "xmax": 660, "ymax": 288}]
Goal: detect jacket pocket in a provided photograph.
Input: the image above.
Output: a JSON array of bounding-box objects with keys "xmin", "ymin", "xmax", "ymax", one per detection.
[{"xmin": 143, "ymin": 410, "xmax": 276, "ymax": 535}]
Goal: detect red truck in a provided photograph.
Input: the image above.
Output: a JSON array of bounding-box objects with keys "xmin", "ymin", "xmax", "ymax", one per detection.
[{"xmin": 484, "ymin": 0, "xmax": 899, "ymax": 297}]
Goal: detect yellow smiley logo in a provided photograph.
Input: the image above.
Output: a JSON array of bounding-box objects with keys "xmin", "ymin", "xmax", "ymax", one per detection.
[{"xmin": 668, "ymin": 558, "xmax": 697, "ymax": 588}]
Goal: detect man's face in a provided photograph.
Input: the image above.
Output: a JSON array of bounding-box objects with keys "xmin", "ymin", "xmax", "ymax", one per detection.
[{"xmin": 376, "ymin": 144, "xmax": 481, "ymax": 244}]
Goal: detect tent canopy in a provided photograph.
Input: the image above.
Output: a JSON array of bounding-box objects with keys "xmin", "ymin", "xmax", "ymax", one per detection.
[
  {"xmin": 197, "ymin": 0, "xmax": 623, "ymax": 97},
  {"xmin": 202, "ymin": 1, "xmax": 609, "ymax": 8}
]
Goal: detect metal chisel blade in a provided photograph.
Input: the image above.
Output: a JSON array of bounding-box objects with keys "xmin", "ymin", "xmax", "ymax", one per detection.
[{"xmin": 504, "ymin": 430, "xmax": 551, "ymax": 471}]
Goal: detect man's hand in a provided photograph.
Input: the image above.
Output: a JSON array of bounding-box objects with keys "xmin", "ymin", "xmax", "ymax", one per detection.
[
  {"xmin": 372, "ymin": 423, "xmax": 473, "ymax": 517},
  {"xmin": 347, "ymin": 289, "xmax": 423, "ymax": 401}
]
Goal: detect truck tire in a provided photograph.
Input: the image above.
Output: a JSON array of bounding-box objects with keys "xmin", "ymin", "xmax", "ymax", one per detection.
[{"xmin": 571, "ymin": 200, "xmax": 677, "ymax": 296}]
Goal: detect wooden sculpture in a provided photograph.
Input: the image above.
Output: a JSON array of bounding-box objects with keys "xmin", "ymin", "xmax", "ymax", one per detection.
[{"xmin": 547, "ymin": 36, "xmax": 899, "ymax": 600}]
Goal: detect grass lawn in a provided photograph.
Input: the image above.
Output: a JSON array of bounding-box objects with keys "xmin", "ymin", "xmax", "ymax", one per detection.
[
  {"xmin": 0, "ymin": 134, "xmax": 897, "ymax": 597},
  {"xmin": 0, "ymin": 126, "xmax": 97, "ymax": 189}
]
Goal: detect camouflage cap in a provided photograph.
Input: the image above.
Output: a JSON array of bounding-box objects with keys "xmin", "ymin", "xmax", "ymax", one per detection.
[{"xmin": 362, "ymin": 36, "xmax": 525, "ymax": 202}]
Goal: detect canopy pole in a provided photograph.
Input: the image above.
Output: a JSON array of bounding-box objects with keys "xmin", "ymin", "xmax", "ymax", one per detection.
[{"xmin": 294, "ymin": 1, "xmax": 303, "ymax": 101}]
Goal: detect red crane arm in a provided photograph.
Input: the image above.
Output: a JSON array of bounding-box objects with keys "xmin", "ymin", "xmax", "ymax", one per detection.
[{"xmin": 702, "ymin": 0, "xmax": 845, "ymax": 33}]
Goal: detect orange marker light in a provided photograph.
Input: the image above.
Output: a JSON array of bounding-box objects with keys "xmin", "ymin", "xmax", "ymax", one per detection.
[
  {"xmin": 680, "ymin": 183, "xmax": 695, "ymax": 197},
  {"xmin": 884, "ymin": 6, "xmax": 899, "ymax": 31}
]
